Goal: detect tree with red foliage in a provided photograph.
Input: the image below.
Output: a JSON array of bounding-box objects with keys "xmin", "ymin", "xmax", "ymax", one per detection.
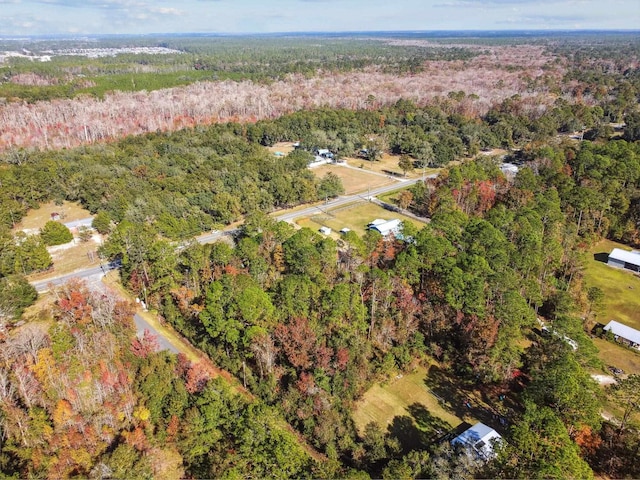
[
  {"xmin": 130, "ymin": 329, "xmax": 160, "ymax": 359},
  {"xmin": 275, "ymin": 317, "xmax": 317, "ymax": 371},
  {"xmin": 185, "ymin": 361, "xmax": 212, "ymax": 394}
]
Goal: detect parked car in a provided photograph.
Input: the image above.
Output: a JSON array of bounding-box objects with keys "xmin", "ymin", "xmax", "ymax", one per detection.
[{"xmin": 608, "ymin": 365, "xmax": 624, "ymax": 375}]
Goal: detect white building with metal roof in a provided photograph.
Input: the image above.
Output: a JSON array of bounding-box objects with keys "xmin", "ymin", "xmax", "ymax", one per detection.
[
  {"xmin": 451, "ymin": 422, "xmax": 503, "ymax": 461},
  {"xmin": 608, "ymin": 248, "xmax": 640, "ymax": 272},
  {"xmin": 367, "ymin": 218, "xmax": 402, "ymax": 237},
  {"xmin": 604, "ymin": 320, "xmax": 640, "ymax": 349}
]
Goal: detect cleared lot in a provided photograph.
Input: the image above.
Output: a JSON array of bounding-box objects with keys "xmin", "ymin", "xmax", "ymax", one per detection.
[
  {"xmin": 311, "ymin": 163, "xmax": 396, "ymax": 194},
  {"xmin": 297, "ymin": 200, "xmax": 426, "ymax": 238}
]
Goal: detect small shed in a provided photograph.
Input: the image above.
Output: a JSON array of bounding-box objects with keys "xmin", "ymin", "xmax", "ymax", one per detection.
[
  {"xmin": 604, "ymin": 320, "xmax": 640, "ymax": 349},
  {"xmin": 608, "ymin": 248, "xmax": 640, "ymax": 272},
  {"xmin": 451, "ymin": 422, "xmax": 503, "ymax": 461},
  {"xmin": 319, "ymin": 226, "xmax": 332, "ymax": 235}
]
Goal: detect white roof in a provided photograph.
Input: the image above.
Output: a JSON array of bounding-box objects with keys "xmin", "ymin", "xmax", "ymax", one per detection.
[
  {"xmin": 368, "ymin": 219, "xmax": 387, "ymax": 227},
  {"xmin": 609, "ymin": 248, "xmax": 640, "ymax": 266},
  {"xmin": 452, "ymin": 422, "xmax": 502, "ymax": 460},
  {"xmin": 370, "ymin": 219, "xmax": 402, "ymax": 236},
  {"xmin": 604, "ymin": 320, "xmax": 640, "ymax": 345},
  {"xmin": 500, "ymin": 163, "xmax": 519, "ymax": 174}
]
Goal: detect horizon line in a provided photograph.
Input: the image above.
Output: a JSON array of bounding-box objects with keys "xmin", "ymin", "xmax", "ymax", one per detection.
[{"xmin": 1, "ymin": 28, "xmax": 640, "ymax": 40}]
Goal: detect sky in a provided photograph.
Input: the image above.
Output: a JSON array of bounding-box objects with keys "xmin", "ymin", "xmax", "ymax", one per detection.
[{"xmin": 1, "ymin": 0, "xmax": 639, "ymax": 37}]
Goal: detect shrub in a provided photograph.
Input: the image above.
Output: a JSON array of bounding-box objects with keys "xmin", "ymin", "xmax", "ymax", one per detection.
[{"xmin": 40, "ymin": 220, "xmax": 73, "ymax": 246}]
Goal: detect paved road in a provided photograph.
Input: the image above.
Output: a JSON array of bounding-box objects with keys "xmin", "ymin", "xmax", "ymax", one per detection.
[
  {"xmin": 133, "ymin": 313, "xmax": 180, "ymax": 353},
  {"xmin": 274, "ymin": 176, "xmax": 430, "ymax": 224},
  {"xmin": 34, "ymin": 177, "xmax": 433, "ymax": 292},
  {"xmin": 30, "ymin": 175, "xmax": 435, "ymax": 353},
  {"xmin": 32, "ymin": 262, "xmax": 119, "ymax": 292},
  {"xmin": 196, "ymin": 228, "xmax": 239, "ymax": 245}
]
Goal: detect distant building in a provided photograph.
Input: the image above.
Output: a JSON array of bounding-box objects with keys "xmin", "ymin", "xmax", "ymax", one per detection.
[
  {"xmin": 607, "ymin": 248, "xmax": 640, "ymax": 272},
  {"xmin": 319, "ymin": 226, "xmax": 332, "ymax": 235},
  {"xmin": 451, "ymin": 422, "xmax": 503, "ymax": 461},
  {"xmin": 604, "ymin": 320, "xmax": 640, "ymax": 349},
  {"xmin": 315, "ymin": 148, "xmax": 334, "ymax": 159},
  {"xmin": 500, "ymin": 162, "xmax": 520, "ymax": 177},
  {"xmin": 367, "ymin": 219, "xmax": 402, "ymax": 237}
]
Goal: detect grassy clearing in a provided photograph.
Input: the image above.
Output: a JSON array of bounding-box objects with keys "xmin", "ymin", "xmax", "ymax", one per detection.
[
  {"xmin": 297, "ymin": 201, "xmax": 427, "ymax": 238},
  {"xmin": 343, "ymin": 153, "xmax": 426, "ymax": 179},
  {"xmin": 27, "ymin": 236, "xmax": 104, "ymax": 281},
  {"xmin": 592, "ymin": 337, "xmax": 640, "ymax": 375},
  {"xmin": 266, "ymin": 142, "xmax": 296, "ymax": 156},
  {"xmin": 311, "ymin": 164, "xmax": 396, "ymax": 194},
  {"xmin": 13, "ymin": 201, "xmax": 91, "ymax": 234},
  {"xmin": 352, "ymin": 365, "xmax": 469, "ymax": 444},
  {"xmin": 584, "ymin": 239, "xmax": 640, "ymax": 331}
]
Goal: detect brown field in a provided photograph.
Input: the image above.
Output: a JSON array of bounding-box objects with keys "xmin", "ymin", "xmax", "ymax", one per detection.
[
  {"xmin": 14, "ymin": 201, "xmax": 104, "ymax": 281},
  {"xmin": 266, "ymin": 142, "xmax": 296, "ymax": 156},
  {"xmin": 311, "ymin": 163, "xmax": 396, "ymax": 194},
  {"xmin": 13, "ymin": 201, "xmax": 92, "ymax": 234},
  {"xmin": 342, "ymin": 153, "xmax": 426, "ymax": 179},
  {"xmin": 28, "ymin": 236, "xmax": 105, "ymax": 281},
  {"xmin": 297, "ymin": 200, "xmax": 427, "ymax": 238}
]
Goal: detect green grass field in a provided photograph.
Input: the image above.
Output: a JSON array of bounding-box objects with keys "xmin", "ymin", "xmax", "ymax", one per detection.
[
  {"xmin": 584, "ymin": 239, "xmax": 640, "ymax": 331},
  {"xmin": 592, "ymin": 337, "xmax": 640, "ymax": 375},
  {"xmin": 297, "ymin": 200, "xmax": 426, "ymax": 238},
  {"xmin": 352, "ymin": 366, "xmax": 467, "ymax": 447}
]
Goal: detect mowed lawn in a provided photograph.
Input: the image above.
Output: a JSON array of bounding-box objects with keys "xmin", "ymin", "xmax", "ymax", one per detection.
[
  {"xmin": 13, "ymin": 201, "xmax": 92, "ymax": 234},
  {"xmin": 266, "ymin": 141, "xmax": 296, "ymax": 156},
  {"xmin": 311, "ymin": 164, "xmax": 395, "ymax": 195},
  {"xmin": 297, "ymin": 201, "xmax": 427, "ymax": 238},
  {"xmin": 352, "ymin": 366, "xmax": 467, "ymax": 437},
  {"xmin": 584, "ymin": 239, "xmax": 640, "ymax": 331},
  {"xmin": 592, "ymin": 337, "xmax": 640, "ymax": 375},
  {"xmin": 342, "ymin": 153, "xmax": 439, "ymax": 179}
]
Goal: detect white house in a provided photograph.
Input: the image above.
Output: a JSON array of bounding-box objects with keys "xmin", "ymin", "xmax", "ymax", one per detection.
[
  {"xmin": 604, "ymin": 320, "xmax": 640, "ymax": 349},
  {"xmin": 500, "ymin": 162, "xmax": 520, "ymax": 176},
  {"xmin": 367, "ymin": 218, "xmax": 402, "ymax": 237},
  {"xmin": 319, "ymin": 226, "xmax": 332, "ymax": 235},
  {"xmin": 451, "ymin": 422, "xmax": 503, "ymax": 461},
  {"xmin": 607, "ymin": 248, "xmax": 640, "ymax": 273}
]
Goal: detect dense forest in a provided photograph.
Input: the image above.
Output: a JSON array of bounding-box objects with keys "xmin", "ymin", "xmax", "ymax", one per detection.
[
  {"xmin": 6, "ymin": 33, "xmax": 640, "ymax": 151},
  {"xmin": 1, "ymin": 33, "xmax": 640, "ymax": 478}
]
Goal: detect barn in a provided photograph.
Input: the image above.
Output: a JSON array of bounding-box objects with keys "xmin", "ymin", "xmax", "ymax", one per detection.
[
  {"xmin": 367, "ymin": 218, "xmax": 402, "ymax": 237},
  {"xmin": 603, "ymin": 320, "xmax": 640, "ymax": 349},
  {"xmin": 607, "ymin": 248, "xmax": 640, "ymax": 272}
]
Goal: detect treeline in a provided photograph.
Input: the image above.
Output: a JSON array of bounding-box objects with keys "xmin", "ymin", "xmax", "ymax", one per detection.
[
  {"xmin": 0, "ymin": 97, "xmax": 632, "ymax": 235},
  {"xmin": 1, "ymin": 91, "xmax": 639, "ymax": 475},
  {"xmin": 0, "ymin": 42, "xmax": 558, "ymax": 151},
  {"xmin": 0, "ymin": 36, "xmax": 478, "ymax": 103}
]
